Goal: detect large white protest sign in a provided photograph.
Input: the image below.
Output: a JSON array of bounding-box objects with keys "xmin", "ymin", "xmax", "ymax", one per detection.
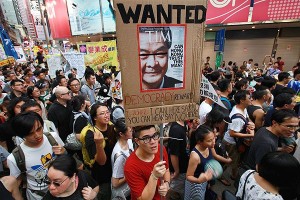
[
  {"xmin": 200, "ymin": 75, "xmax": 227, "ymax": 109},
  {"xmin": 47, "ymin": 53, "xmax": 85, "ymax": 78}
]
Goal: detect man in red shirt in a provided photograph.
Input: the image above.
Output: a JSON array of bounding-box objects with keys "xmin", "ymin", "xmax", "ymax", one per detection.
[
  {"xmin": 277, "ymin": 57, "xmax": 285, "ymax": 71},
  {"xmin": 124, "ymin": 125, "xmax": 170, "ymax": 200}
]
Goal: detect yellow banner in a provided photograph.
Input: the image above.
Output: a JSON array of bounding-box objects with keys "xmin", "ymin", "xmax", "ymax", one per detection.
[
  {"xmin": 77, "ymin": 40, "xmax": 119, "ymax": 71},
  {"xmin": 0, "ymin": 57, "xmax": 15, "ymax": 67}
]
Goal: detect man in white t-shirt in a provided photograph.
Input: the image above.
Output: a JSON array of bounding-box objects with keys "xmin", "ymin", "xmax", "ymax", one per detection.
[
  {"xmin": 223, "ymin": 90, "xmax": 254, "ymax": 180},
  {"xmin": 7, "ymin": 112, "xmax": 65, "ymax": 200},
  {"xmin": 199, "ymin": 85, "xmax": 220, "ymax": 125}
]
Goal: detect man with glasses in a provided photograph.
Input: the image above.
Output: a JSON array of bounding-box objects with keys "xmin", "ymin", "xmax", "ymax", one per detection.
[
  {"xmin": 124, "ymin": 125, "xmax": 170, "ymax": 200},
  {"xmin": 48, "ymin": 86, "xmax": 73, "ymax": 142},
  {"xmin": 139, "ymin": 27, "xmax": 182, "ymax": 90},
  {"xmin": 246, "ymin": 109, "xmax": 299, "ymax": 170},
  {"xmin": 3, "ymin": 79, "xmax": 26, "ymax": 101}
]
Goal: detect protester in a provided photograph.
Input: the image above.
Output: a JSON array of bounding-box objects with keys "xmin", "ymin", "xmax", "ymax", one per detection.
[
  {"xmin": 43, "ymin": 155, "xmax": 99, "ymax": 200},
  {"xmin": 124, "ymin": 125, "xmax": 170, "ymax": 200}
]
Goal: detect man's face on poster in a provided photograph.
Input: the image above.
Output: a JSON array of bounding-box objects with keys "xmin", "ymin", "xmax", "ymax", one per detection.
[{"xmin": 139, "ymin": 31, "xmax": 169, "ymax": 89}]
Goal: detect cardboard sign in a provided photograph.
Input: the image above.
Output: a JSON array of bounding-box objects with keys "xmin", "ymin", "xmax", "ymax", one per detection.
[{"xmin": 115, "ymin": 0, "xmax": 206, "ymax": 126}]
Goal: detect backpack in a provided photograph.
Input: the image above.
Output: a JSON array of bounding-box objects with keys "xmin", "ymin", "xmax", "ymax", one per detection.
[
  {"xmin": 220, "ymin": 96, "xmax": 232, "ymax": 111},
  {"xmin": 12, "ymin": 132, "xmax": 58, "ymax": 184},
  {"xmin": 65, "ymin": 112, "xmax": 83, "ymax": 150},
  {"xmin": 110, "ymin": 105, "xmax": 125, "ymax": 123},
  {"xmin": 230, "ymin": 113, "xmax": 249, "ymax": 153}
]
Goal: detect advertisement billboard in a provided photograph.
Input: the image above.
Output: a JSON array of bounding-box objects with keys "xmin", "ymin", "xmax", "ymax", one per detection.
[
  {"xmin": 45, "ymin": 0, "xmax": 71, "ymax": 39},
  {"xmin": 67, "ymin": 0, "xmax": 103, "ymax": 35}
]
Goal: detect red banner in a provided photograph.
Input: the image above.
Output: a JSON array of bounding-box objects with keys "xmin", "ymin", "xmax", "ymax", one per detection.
[
  {"xmin": 252, "ymin": 0, "xmax": 300, "ymax": 22},
  {"xmin": 45, "ymin": 0, "xmax": 71, "ymax": 39},
  {"xmin": 206, "ymin": 0, "xmax": 251, "ymax": 24}
]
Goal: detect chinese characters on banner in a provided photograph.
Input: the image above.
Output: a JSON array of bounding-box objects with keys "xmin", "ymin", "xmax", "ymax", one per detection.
[
  {"xmin": 77, "ymin": 40, "xmax": 119, "ymax": 71},
  {"xmin": 115, "ymin": 1, "xmax": 206, "ymax": 126}
]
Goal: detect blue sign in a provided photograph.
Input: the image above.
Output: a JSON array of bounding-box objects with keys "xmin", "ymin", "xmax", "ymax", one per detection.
[
  {"xmin": 214, "ymin": 29, "xmax": 225, "ymax": 52},
  {"xmin": 0, "ymin": 25, "xmax": 18, "ymax": 59}
]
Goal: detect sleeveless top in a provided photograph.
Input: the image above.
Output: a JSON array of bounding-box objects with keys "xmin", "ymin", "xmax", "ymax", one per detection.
[
  {"xmin": 247, "ymin": 105, "xmax": 262, "ymax": 122},
  {"xmin": 0, "ymin": 181, "xmax": 14, "ymax": 200},
  {"xmin": 192, "ymin": 148, "xmax": 213, "ymax": 178}
]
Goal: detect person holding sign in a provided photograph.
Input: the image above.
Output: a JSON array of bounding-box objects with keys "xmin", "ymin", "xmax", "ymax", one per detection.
[
  {"xmin": 139, "ymin": 27, "xmax": 183, "ymax": 90},
  {"xmin": 124, "ymin": 125, "xmax": 170, "ymax": 200}
]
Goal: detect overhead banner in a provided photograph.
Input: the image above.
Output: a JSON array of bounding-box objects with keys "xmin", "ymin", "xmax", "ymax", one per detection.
[
  {"xmin": 0, "ymin": 57, "xmax": 15, "ymax": 67},
  {"xmin": 67, "ymin": 0, "xmax": 102, "ymax": 35},
  {"xmin": 0, "ymin": 25, "xmax": 18, "ymax": 59},
  {"xmin": 77, "ymin": 40, "xmax": 119, "ymax": 71},
  {"xmin": 45, "ymin": 0, "xmax": 71, "ymax": 39},
  {"xmin": 206, "ymin": 0, "xmax": 251, "ymax": 24},
  {"xmin": 102, "ymin": 0, "xmax": 116, "ymax": 33},
  {"xmin": 115, "ymin": 0, "xmax": 205, "ymax": 126},
  {"xmin": 214, "ymin": 29, "xmax": 225, "ymax": 52},
  {"xmin": 252, "ymin": 0, "xmax": 300, "ymax": 21}
]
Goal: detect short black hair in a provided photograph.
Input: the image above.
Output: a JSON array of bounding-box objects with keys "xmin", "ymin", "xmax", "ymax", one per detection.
[
  {"xmin": 56, "ymin": 75, "xmax": 66, "ymax": 84},
  {"xmin": 133, "ymin": 125, "xmax": 156, "ymax": 138},
  {"xmin": 21, "ymin": 100, "xmax": 42, "ymax": 112},
  {"xmin": 234, "ymin": 90, "xmax": 249, "ymax": 104},
  {"xmin": 274, "ymin": 93, "xmax": 294, "ymax": 108},
  {"xmin": 49, "ymin": 155, "xmax": 78, "ymax": 177},
  {"xmin": 10, "ymin": 79, "xmax": 23, "ymax": 86},
  {"xmin": 85, "ymin": 72, "xmax": 95, "ymax": 80},
  {"xmin": 261, "ymin": 76, "xmax": 276, "ymax": 89},
  {"xmin": 11, "ymin": 111, "xmax": 44, "ymax": 138},
  {"xmin": 271, "ymin": 109, "xmax": 297, "ymax": 124},
  {"xmin": 194, "ymin": 125, "xmax": 213, "ymax": 142},
  {"xmin": 234, "ymin": 79, "xmax": 248, "ymax": 91},
  {"xmin": 71, "ymin": 95, "xmax": 85, "ymax": 112},
  {"xmin": 210, "ymin": 71, "xmax": 220, "ymax": 82},
  {"xmin": 114, "ymin": 118, "xmax": 128, "ymax": 134},
  {"xmin": 252, "ymin": 85, "xmax": 269, "ymax": 100},
  {"xmin": 217, "ymin": 78, "xmax": 231, "ymax": 92},
  {"xmin": 278, "ymin": 72, "xmax": 290, "ymax": 82},
  {"xmin": 258, "ymin": 152, "xmax": 300, "ymax": 199}
]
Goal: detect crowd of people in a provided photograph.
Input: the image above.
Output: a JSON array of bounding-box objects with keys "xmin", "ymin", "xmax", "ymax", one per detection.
[{"xmin": 0, "ymin": 55, "xmax": 299, "ymax": 200}]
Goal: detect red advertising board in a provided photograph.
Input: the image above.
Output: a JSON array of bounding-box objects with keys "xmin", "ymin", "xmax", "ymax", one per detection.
[
  {"xmin": 252, "ymin": 0, "xmax": 300, "ymax": 21},
  {"xmin": 206, "ymin": 0, "xmax": 251, "ymax": 24},
  {"xmin": 45, "ymin": 0, "xmax": 71, "ymax": 39}
]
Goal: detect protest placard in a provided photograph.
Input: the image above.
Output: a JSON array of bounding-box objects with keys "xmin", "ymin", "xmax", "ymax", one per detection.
[{"xmin": 115, "ymin": 0, "xmax": 207, "ymax": 126}]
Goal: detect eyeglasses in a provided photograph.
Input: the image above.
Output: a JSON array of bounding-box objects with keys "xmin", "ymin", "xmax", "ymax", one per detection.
[
  {"xmin": 137, "ymin": 133, "xmax": 160, "ymax": 144},
  {"xmin": 70, "ymin": 84, "xmax": 80, "ymax": 87},
  {"xmin": 280, "ymin": 124, "xmax": 299, "ymax": 130},
  {"xmin": 61, "ymin": 91, "xmax": 71, "ymax": 95},
  {"xmin": 97, "ymin": 110, "xmax": 111, "ymax": 116},
  {"xmin": 44, "ymin": 176, "xmax": 69, "ymax": 187},
  {"xmin": 14, "ymin": 83, "xmax": 23, "ymax": 86}
]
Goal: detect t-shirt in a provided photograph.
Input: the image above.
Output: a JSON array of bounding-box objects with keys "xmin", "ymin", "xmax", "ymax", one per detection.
[
  {"xmin": 42, "ymin": 170, "xmax": 98, "ymax": 200},
  {"xmin": 81, "ymin": 84, "xmax": 96, "ymax": 104},
  {"xmin": 288, "ymin": 79, "xmax": 300, "ymax": 94},
  {"xmin": 199, "ymin": 101, "xmax": 212, "ymax": 125},
  {"xmin": 246, "ymin": 127, "xmax": 278, "ymax": 169},
  {"xmin": 111, "ymin": 139, "xmax": 134, "ymax": 178},
  {"xmin": 236, "ymin": 170, "xmax": 283, "ymax": 200},
  {"xmin": 223, "ymin": 106, "xmax": 249, "ymax": 144},
  {"xmin": 168, "ymin": 122, "xmax": 189, "ymax": 173},
  {"xmin": 0, "ymin": 146, "xmax": 9, "ymax": 172},
  {"xmin": 7, "ymin": 133, "xmax": 64, "ymax": 192},
  {"xmin": 124, "ymin": 145, "xmax": 169, "ymax": 200},
  {"xmin": 85, "ymin": 124, "xmax": 116, "ymax": 184}
]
